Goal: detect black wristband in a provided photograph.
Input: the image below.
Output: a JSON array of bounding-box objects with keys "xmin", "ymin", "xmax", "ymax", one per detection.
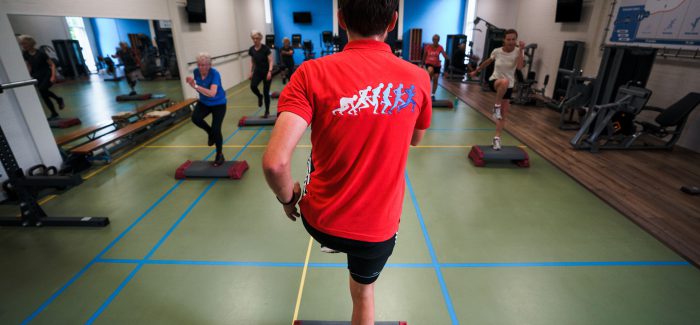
[{"xmin": 277, "ymin": 191, "xmax": 298, "ymax": 205}]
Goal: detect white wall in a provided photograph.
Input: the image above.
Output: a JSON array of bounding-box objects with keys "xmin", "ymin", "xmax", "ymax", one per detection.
[
  {"xmin": 510, "ymin": 0, "xmax": 700, "ymax": 152},
  {"xmin": 513, "ymin": 0, "xmax": 611, "ymax": 94},
  {"xmin": 169, "ymin": 0, "xmax": 260, "ymax": 98},
  {"xmin": 471, "ymin": 0, "xmax": 518, "ymax": 64},
  {"xmin": 0, "ymin": 0, "xmax": 170, "ymax": 20},
  {"xmin": 645, "ymin": 59, "xmax": 700, "ymax": 151},
  {"xmin": 7, "ymin": 14, "xmax": 71, "ymax": 47}
]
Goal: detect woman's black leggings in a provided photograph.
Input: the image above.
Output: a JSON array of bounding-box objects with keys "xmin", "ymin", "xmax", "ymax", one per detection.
[
  {"xmin": 250, "ymin": 71, "xmax": 271, "ymax": 115},
  {"xmin": 39, "ymin": 87, "xmax": 61, "ymax": 115},
  {"xmin": 191, "ymin": 102, "xmax": 226, "ymax": 155}
]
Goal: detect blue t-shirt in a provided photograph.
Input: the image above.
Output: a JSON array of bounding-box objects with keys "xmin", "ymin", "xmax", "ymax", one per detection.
[{"xmin": 194, "ymin": 68, "xmax": 227, "ymax": 106}]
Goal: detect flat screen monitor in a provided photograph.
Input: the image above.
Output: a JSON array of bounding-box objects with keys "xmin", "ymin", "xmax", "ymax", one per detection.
[
  {"xmin": 555, "ymin": 0, "xmax": 583, "ymax": 23},
  {"xmin": 186, "ymin": 0, "xmax": 207, "ymax": 23},
  {"xmin": 293, "ymin": 12, "xmax": 312, "ymax": 24}
]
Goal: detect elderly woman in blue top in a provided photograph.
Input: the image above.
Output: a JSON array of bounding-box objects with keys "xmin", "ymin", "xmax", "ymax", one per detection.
[{"xmin": 186, "ymin": 53, "xmax": 227, "ymax": 166}]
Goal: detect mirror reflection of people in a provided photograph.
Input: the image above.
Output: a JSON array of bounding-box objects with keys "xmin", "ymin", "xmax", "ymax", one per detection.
[
  {"xmin": 18, "ymin": 35, "xmax": 64, "ymax": 120},
  {"xmin": 421, "ymin": 34, "xmax": 448, "ymax": 100},
  {"xmin": 470, "ymin": 29, "xmax": 525, "ymax": 150},
  {"xmin": 186, "ymin": 53, "xmax": 227, "ymax": 166},
  {"xmin": 112, "ymin": 42, "xmax": 140, "ymax": 96},
  {"xmin": 248, "ymin": 31, "xmax": 273, "ymax": 118},
  {"xmin": 279, "ymin": 37, "xmax": 295, "ymax": 84}
]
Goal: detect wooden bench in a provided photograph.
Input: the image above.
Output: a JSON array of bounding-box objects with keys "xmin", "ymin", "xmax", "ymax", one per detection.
[
  {"xmin": 55, "ymin": 121, "xmax": 116, "ymax": 147},
  {"xmin": 112, "ymin": 98, "xmax": 170, "ymax": 125},
  {"xmin": 69, "ymin": 98, "xmax": 198, "ymax": 162},
  {"xmin": 164, "ymin": 98, "xmax": 197, "ymax": 114}
]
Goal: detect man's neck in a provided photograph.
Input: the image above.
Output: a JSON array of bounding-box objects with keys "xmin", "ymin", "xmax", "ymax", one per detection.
[{"xmin": 347, "ymin": 31, "xmax": 387, "ymax": 43}]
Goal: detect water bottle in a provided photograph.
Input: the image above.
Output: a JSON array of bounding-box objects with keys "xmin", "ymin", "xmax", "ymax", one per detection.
[{"xmin": 453, "ymin": 97, "xmax": 459, "ymax": 109}]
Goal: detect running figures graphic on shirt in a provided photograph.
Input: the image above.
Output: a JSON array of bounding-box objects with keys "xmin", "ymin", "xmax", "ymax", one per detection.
[{"xmin": 332, "ymin": 83, "xmax": 418, "ymax": 116}]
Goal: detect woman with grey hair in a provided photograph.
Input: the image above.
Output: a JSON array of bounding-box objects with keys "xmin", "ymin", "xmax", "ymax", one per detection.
[
  {"xmin": 186, "ymin": 52, "xmax": 228, "ymax": 166},
  {"xmin": 18, "ymin": 34, "xmax": 64, "ymax": 119},
  {"xmin": 248, "ymin": 30, "xmax": 273, "ymax": 118}
]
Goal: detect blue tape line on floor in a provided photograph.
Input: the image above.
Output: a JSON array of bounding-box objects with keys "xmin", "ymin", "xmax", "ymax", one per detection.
[
  {"xmin": 86, "ymin": 127, "xmax": 264, "ymax": 324},
  {"xmin": 405, "ymin": 171, "xmax": 459, "ymax": 325},
  {"xmin": 22, "ymin": 109, "xmax": 262, "ymax": 324}
]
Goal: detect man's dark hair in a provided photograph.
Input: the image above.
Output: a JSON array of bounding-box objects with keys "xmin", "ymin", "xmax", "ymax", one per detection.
[
  {"xmin": 504, "ymin": 29, "xmax": 518, "ymax": 38},
  {"xmin": 339, "ymin": 0, "xmax": 398, "ymax": 37}
]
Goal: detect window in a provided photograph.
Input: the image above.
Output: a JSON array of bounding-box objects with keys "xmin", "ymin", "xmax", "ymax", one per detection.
[{"xmin": 66, "ymin": 17, "xmax": 97, "ymax": 73}]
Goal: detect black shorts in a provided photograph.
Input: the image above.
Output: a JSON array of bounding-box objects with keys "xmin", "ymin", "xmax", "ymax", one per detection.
[
  {"xmin": 488, "ymin": 79, "xmax": 513, "ymax": 100},
  {"xmin": 426, "ymin": 64, "xmax": 441, "ymax": 73},
  {"xmin": 302, "ymin": 215, "xmax": 396, "ymax": 285}
]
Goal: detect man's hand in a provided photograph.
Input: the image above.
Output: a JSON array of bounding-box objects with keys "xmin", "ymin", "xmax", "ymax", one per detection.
[
  {"xmin": 469, "ymin": 70, "xmax": 478, "ymax": 78},
  {"xmin": 267, "ymin": 71, "xmax": 272, "ymax": 81},
  {"xmin": 249, "ymin": 72, "xmax": 253, "ymax": 80},
  {"xmin": 185, "ymin": 76, "xmax": 195, "ymax": 88},
  {"xmin": 518, "ymin": 41, "xmax": 526, "ymax": 49},
  {"xmin": 280, "ymin": 182, "xmax": 301, "ymax": 221}
]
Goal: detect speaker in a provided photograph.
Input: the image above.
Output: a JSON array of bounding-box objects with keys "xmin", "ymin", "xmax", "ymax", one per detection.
[
  {"xmin": 265, "ymin": 34, "xmax": 276, "ymax": 48},
  {"xmin": 321, "ymin": 31, "xmax": 332, "ymax": 44},
  {"xmin": 291, "ymin": 34, "xmax": 302, "ymax": 48}
]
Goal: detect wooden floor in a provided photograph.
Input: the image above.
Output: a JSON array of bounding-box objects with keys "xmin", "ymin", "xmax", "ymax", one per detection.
[{"xmin": 441, "ymin": 79, "xmax": 700, "ymax": 267}]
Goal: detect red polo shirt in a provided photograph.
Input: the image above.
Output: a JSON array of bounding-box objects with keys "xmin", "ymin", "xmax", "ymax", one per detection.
[{"xmin": 278, "ymin": 39, "xmax": 432, "ymax": 242}]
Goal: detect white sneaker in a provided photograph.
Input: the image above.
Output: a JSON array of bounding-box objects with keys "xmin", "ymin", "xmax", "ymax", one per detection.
[
  {"xmin": 320, "ymin": 245, "xmax": 340, "ymax": 254},
  {"xmin": 492, "ymin": 105, "xmax": 502, "ymax": 120},
  {"xmin": 492, "ymin": 137, "xmax": 502, "ymax": 150}
]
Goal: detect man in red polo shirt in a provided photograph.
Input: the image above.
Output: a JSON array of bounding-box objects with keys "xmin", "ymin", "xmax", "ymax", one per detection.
[{"xmin": 262, "ymin": 1, "xmax": 431, "ymax": 323}]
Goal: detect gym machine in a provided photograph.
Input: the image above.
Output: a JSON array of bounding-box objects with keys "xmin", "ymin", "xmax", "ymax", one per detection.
[
  {"xmin": 570, "ymin": 83, "xmax": 652, "ymax": 152},
  {"xmin": 0, "ymin": 79, "xmax": 108, "ymax": 227},
  {"xmin": 556, "ymin": 68, "xmax": 595, "ymax": 130}
]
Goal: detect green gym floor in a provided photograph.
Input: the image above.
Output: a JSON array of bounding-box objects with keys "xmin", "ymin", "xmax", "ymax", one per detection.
[{"xmin": 1, "ymin": 77, "xmax": 700, "ymax": 325}]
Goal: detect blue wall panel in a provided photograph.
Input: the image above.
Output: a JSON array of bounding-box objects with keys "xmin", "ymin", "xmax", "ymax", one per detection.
[
  {"xmin": 402, "ymin": 0, "xmax": 466, "ymax": 61},
  {"xmin": 90, "ymin": 18, "xmax": 151, "ymax": 58},
  {"xmin": 271, "ymin": 0, "xmax": 334, "ymax": 63}
]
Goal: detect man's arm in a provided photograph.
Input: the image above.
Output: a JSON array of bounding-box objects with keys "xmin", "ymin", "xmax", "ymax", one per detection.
[
  {"xmin": 411, "ymin": 129, "xmax": 426, "ymax": 146},
  {"xmin": 262, "ymin": 112, "xmax": 308, "ymax": 207}
]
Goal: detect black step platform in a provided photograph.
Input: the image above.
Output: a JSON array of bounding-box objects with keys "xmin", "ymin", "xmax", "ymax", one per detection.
[
  {"xmin": 175, "ymin": 160, "xmax": 249, "ymax": 180},
  {"xmin": 468, "ymin": 145, "xmax": 529, "ymax": 167},
  {"xmin": 433, "ymin": 99, "xmax": 454, "ymax": 108},
  {"xmin": 116, "ymin": 93, "xmax": 152, "ymax": 102},
  {"xmin": 294, "ymin": 321, "xmax": 406, "ymax": 325},
  {"xmin": 238, "ymin": 115, "xmax": 277, "ymax": 126}
]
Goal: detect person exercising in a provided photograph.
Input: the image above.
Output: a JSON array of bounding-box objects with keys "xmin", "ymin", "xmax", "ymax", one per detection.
[
  {"xmin": 469, "ymin": 29, "xmax": 524, "ymax": 150},
  {"xmin": 262, "ymin": 0, "xmax": 432, "ymax": 323},
  {"xmin": 186, "ymin": 53, "xmax": 227, "ymax": 166},
  {"xmin": 113, "ymin": 42, "xmax": 141, "ymax": 96},
  {"xmin": 279, "ymin": 37, "xmax": 295, "ymax": 84},
  {"xmin": 422, "ymin": 34, "xmax": 448, "ymax": 100},
  {"xmin": 248, "ymin": 31, "xmax": 273, "ymax": 118},
  {"xmin": 18, "ymin": 35, "xmax": 64, "ymax": 120}
]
